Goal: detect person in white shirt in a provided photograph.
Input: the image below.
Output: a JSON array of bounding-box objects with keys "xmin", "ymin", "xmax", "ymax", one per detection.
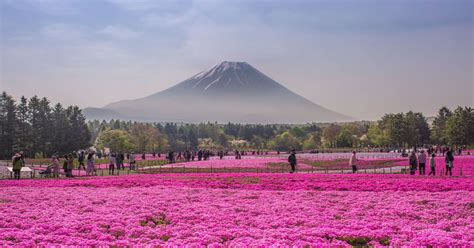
[{"xmin": 349, "ymin": 151, "xmax": 357, "ymax": 173}]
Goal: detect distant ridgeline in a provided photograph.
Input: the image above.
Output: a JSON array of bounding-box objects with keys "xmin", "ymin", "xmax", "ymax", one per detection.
[{"xmin": 1, "ymin": 91, "xmax": 472, "ymax": 160}]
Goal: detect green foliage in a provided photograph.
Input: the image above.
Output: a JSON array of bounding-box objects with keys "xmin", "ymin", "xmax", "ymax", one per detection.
[
  {"xmin": 270, "ymin": 131, "xmax": 302, "ymax": 151},
  {"xmin": 336, "ymin": 127, "xmax": 354, "ymax": 148},
  {"xmin": 378, "ymin": 111, "xmax": 430, "ymax": 148},
  {"xmin": 367, "ymin": 123, "xmax": 388, "ymax": 147},
  {"xmin": 303, "ymin": 133, "xmax": 321, "ymax": 150},
  {"xmin": 322, "ymin": 124, "xmax": 341, "ymax": 148},
  {"xmin": 431, "ymin": 107, "xmax": 452, "ymax": 144},
  {"xmin": 0, "ymin": 92, "xmax": 91, "ymax": 159},
  {"xmin": 445, "ymin": 107, "xmax": 473, "ymax": 146},
  {"xmin": 96, "ymin": 130, "xmax": 133, "ymax": 152}
]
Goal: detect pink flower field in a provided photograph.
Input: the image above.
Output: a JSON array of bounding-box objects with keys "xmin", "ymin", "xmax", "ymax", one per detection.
[
  {"xmin": 164, "ymin": 158, "xmax": 314, "ymax": 170},
  {"xmin": 0, "ymin": 173, "xmax": 473, "ymax": 246}
]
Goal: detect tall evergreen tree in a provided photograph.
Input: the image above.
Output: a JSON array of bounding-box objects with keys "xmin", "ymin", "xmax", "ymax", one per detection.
[
  {"xmin": 431, "ymin": 107, "xmax": 452, "ymax": 144},
  {"xmin": 51, "ymin": 103, "xmax": 70, "ymax": 155},
  {"xmin": 16, "ymin": 96, "xmax": 32, "ymax": 153},
  {"xmin": 66, "ymin": 106, "xmax": 91, "ymax": 152},
  {"xmin": 0, "ymin": 92, "xmax": 18, "ymax": 158}
]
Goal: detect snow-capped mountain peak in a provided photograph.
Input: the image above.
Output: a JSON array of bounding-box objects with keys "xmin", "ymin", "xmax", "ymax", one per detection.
[
  {"xmin": 167, "ymin": 61, "xmax": 284, "ymax": 93},
  {"xmin": 88, "ymin": 61, "xmax": 354, "ymax": 123}
]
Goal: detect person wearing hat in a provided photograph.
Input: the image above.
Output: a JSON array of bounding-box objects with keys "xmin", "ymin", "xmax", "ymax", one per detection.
[
  {"xmin": 288, "ymin": 149, "xmax": 297, "ymax": 173},
  {"xmin": 12, "ymin": 153, "xmax": 24, "ymax": 179}
]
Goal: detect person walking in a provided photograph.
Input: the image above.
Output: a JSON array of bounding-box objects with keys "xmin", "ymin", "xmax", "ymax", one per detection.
[
  {"xmin": 86, "ymin": 151, "xmax": 95, "ymax": 176},
  {"xmin": 52, "ymin": 155, "xmax": 60, "ymax": 178},
  {"xmin": 62, "ymin": 155, "xmax": 68, "ymax": 177},
  {"xmin": 119, "ymin": 152, "xmax": 125, "ymax": 170},
  {"xmin": 409, "ymin": 151, "xmax": 418, "ymax": 175},
  {"xmin": 349, "ymin": 151, "xmax": 358, "ymax": 173},
  {"xmin": 115, "ymin": 152, "xmax": 123, "ymax": 170},
  {"xmin": 445, "ymin": 148, "xmax": 454, "ymax": 176},
  {"xmin": 109, "ymin": 153, "xmax": 116, "ymax": 175},
  {"xmin": 66, "ymin": 154, "xmax": 74, "ymax": 178},
  {"xmin": 167, "ymin": 151, "xmax": 174, "ymax": 164},
  {"xmin": 198, "ymin": 150, "xmax": 203, "ymax": 161},
  {"xmin": 428, "ymin": 153, "xmax": 436, "ymax": 176},
  {"xmin": 12, "ymin": 153, "xmax": 23, "ymax": 180},
  {"xmin": 288, "ymin": 149, "xmax": 297, "ymax": 173},
  {"xmin": 129, "ymin": 152, "xmax": 136, "ymax": 170},
  {"xmin": 418, "ymin": 150, "xmax": 427, "ymax": 175},
  {"xmin": 77, "ymin": 151, "xmax": 86, "ymax": 171}
]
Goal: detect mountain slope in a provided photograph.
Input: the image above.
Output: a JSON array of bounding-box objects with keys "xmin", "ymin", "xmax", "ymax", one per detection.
[{"xmin": 84, "ymin": 61, "xmax": 353, "ymax": 123}]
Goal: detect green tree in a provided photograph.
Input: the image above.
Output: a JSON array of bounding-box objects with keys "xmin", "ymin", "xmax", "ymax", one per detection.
[
  {"xmin": 379, "ymin": 113, "xmax": 406, "ymax": 148},
  {"xmin": 431, "ymin": 107, "xmax": 452, "ymax": 144},
  {"xmin": 322, "ymin": 124, "xmax": 341, "ymax": 148},
  {"xmin": 96, "ymin": 129, "xmax": 133, "ymax": 152},
  {"xmin": 446, "ymin": 107, "xmax": 474, "ymax": 146},
  {"xmin": 270, "ymin": 131, "xmax": 302, "ymax": 151},
  {"xmin": 336, "ymin": 127, "xmax": 354, "ymax": 148},
  {"xmin": 303, "ymin": 133, "xmax": 321, "ymax": 150},
  {"xmin": 50, "ymin": 103, "xmax": 70, "ymax": 155},
  {"xmin": 367, "ymin": 123, "xmax": 388, "ymax": 147},
  {"xmin": 66, "ymin": 106, "xmax": 91, "ymax": 152},
  {"xmin": 16, "ymin": 96, "xmax": 31, "ymax": 152},
  {"xmin": 0, "ymin": 92, "xmax": 18, "ymax": 158}
]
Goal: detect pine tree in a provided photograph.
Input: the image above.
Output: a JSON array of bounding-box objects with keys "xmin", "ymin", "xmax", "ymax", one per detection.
[
  {"xmin": 51, "ymin": 103, "xmax": 70, "ymax": 155},
  {"xmin": 0, "ymin": 92, "xmax": 18, "ymax": 159},
  {"xmin": 17, "ymin": 96, "xmax": 32, "ymax": 153},
  {"xmin": 66, "ymin": 106, "xmax": 91, "ymax": 151},
  {"xmin": 431, "ymin": 107, "xmax": 452, "ymax": 144}
]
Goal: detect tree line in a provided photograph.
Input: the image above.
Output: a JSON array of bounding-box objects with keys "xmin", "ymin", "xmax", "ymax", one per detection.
[
  {"xmin": 0, "ymin": 92, "xmax": 90, "ymax": 159},
  {"xmin": 90, "ymin": 106, "xmax": 473, "ymax": 153},
  {"xmin": 1, "ymin": 91, "xmax": 472, "ymax": 159}
]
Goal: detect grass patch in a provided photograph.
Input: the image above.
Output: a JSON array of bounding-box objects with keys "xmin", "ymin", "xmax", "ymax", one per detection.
[
  {"xmin": 139, "ymin": 213, "xmax": 171, "ymax": 227},
  {"xmin": 336, "ymin": 236, "xmax": 371, "ymax": 247}
]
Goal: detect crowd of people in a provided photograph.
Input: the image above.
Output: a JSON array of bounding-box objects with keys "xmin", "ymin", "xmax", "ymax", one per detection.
[
  {"xmin": 8, "ymin": 145, "xmax": 467, "ymax": 179},
  {"xmin": 408, "ymin": 147, "xmax": 455, "ymax": 176}
]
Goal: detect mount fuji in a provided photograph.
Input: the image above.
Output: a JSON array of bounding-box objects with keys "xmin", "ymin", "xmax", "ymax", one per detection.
[{"xmin": 84, "ymin": 61, "xmax": 353, "ymax": 123}]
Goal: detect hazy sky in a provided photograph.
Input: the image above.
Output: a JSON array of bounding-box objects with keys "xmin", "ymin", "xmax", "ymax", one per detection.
[{"xmin": 1, "ymin": 0, "xmax": 473, "ymax": 120}]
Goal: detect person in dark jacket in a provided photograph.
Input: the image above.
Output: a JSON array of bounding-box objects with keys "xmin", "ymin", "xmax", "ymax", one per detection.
[
  {"xmin": 197, "ymin": 150, "xmax": 203, "ymax": 161},
  {"xmin": 117, "ymin": 152, "xmax": 125, "ymax": 170},
  {"xmin": 288, "ymin": 150, "xmax": 297, "ymax": 173},
  {"xmin": 445, "ymin": 148, "xmax": 454, "ymax": 176},
  {"xmin": 12, "ymin": 153, "xmax": 23, "ymax": 179},
  {"xmin": 109, "ymin": 153, "xmax": 116, "ymax": 175},
  {"xmin": 77, "ymin": 151, "xmax": 86, "ymax": 171},
  {"xmin": 409, "ymin": 151, "xmax": 418, "ymax": 175}
]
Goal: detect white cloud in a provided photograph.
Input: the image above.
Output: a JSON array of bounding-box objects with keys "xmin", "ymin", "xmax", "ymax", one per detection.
[{"xmin": 100, "ymin": 25, "xmax": 140, "ymax": 40}]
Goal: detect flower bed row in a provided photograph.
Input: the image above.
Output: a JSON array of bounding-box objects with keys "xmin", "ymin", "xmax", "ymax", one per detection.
[{"xmin": 0, "ymin": 173, "xmax": 472, "ymax": 246}]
